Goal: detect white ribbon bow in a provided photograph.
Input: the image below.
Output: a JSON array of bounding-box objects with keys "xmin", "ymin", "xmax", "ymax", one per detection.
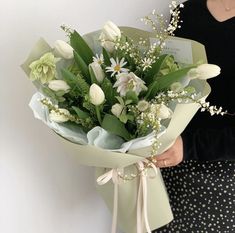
[{"xmin": 97, "ymin": 159, "xmax": 158, "ymax": 233}]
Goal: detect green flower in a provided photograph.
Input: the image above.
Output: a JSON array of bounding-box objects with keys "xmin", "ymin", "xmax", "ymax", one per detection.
[{"xmin": 29, "ymin": 52, "xmax": 58, "ymax": 84}]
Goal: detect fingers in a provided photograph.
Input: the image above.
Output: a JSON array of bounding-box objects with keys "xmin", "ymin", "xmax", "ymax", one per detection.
[
  {"xmin": 155, "ymin": 159, "xmax": 172, "ymax": 168},
  {"xmin": 151, "ymin": 136, "xmax": 184, "ymax": 168}
]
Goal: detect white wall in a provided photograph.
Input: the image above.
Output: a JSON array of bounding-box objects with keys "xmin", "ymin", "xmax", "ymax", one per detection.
[{"xmin": 0, "ymin": 1, "xmax": 177, "ymax": 233}]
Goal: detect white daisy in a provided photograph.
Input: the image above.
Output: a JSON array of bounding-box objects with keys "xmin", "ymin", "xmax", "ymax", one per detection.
[
  {"xmin": 141, "ymin": 57, "xmax": 153, "ymax": 71},
  {"xmin": 93, "ymin": 54, "xmax": 104, "ymax": 65},
  {"xmin": 105, "ymin": 57, "xmax": 129, "ymax": 77}
]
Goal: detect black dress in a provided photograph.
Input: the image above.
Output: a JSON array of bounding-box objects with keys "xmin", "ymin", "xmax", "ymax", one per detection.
[{"xmin": 154, "ymin": 0, "xmax": 235, "ymax": 232}]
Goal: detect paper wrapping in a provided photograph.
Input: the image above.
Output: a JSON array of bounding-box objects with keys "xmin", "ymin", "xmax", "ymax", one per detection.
[{"xmin": 22, "ymin": 27, "xmax": 210, "ymax": 232}]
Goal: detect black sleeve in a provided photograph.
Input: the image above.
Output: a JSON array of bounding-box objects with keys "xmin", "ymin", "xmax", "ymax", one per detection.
[{"xmin": 182, "ymin": 128, "xmax": 235, "ymax": 161}]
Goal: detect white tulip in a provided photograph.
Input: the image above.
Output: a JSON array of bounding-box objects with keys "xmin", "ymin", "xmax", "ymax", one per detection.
[
  {"xmin": 49, "ymin": 109, "xmax": 70, "ymax": 123},
  {"xmin": 111, "ymin": 103, "xmax": 124, "ymax": 117},
  {"xmin": 187, "ymin": 64, "xmax": 221, "ymax": 80},
  {"xmin": 48, "ymin": 80, "xmax": 70, "ymax": 92},
  {"xmin": 99, "ymin": 21, "xmax": 121, "ymax": 53},
  {"xmin": 89, "ymin": 62, "xmax": 105, "ymax": 83},
  {"xmin": 100, "ymin": 39, "xmax": 116, "ymax": 53},
  {"xmin": 89, "ymin": 84, "xmax": 105, "ymax": 106},
  {"xmin": 101, "ymin": 21, "xmax": 121, "ymax": 41},
  {"xmin": 157, "ymin": 104, "xmax": 173, "ymax": 119},
  {"xmin": 54, "ymin": 40, "xmax": 74, "ymax": 59},
  {"xmin": 137, "ymin": 100, "xmax": 149, "ymax": 112}
]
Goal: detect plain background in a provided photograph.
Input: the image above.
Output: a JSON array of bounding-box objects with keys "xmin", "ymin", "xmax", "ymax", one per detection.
[{"xmin": 0, "ymin": 0, "xmax": 183, "ymax": 232}]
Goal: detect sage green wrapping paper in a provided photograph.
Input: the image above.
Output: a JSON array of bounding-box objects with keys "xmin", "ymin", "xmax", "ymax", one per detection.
[{"xmin": 22, "ymin": 27, "xmax": 210, "ymax": 232}]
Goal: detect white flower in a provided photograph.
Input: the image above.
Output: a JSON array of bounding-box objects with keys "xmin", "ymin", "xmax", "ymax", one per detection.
[
  {"xmin": 54, "ymin": 40, "xmax": 74, "ymax": 59},
  {"xmin": 170, "ymin": 82, "xmax": 183, "ymax": 92},
  {"xmin": 157, "ymin": 104, "xmax": 173, "ymax": 119},
  {"xmin": 101, "ymin": 21, "xmax": 121, "ymax": 41},
  {"xmin": 187, "ymin": 64, "xmax": 221, "ymax": 80},
  {"xmin": 100, "ymin": 38, "xmax": 116, "ymax": 53},
  {"xmin": 141, "ymin": 57, "xmax": 153, "ymax": 71},
  {"xmin": 113, "ymin": 72, "xmax": 147, "ymax": 97},
  {"xmin": 48, "ymin": 80, "xmax": 70, "ymax": 92},
  {"xmin": 106, "ymin": 57, "xmax": 129, "ymax": 77},
  {"xmin": 89, "ymin": 62, "xmax": 105, "ymax": 83},
  {"xmin": 137, "ymin": 100, "xmax": 149, "ymax": 112},
  {"xmin": 99, "ymin": 21, "xmax": 121, "ymax": 52},
  {"xmin": 49, "ymin": 108, "xmax": 70, "ymax": 123},
  {"xmin": 93, "ymin": 54, "xmax": 104, "ymax": 65},
  {"xmin": 111, "ymin": 103, "xmax": 124, "ymax": 117},
  {"xmin": 89, "ymin": 84, "xmax": 105, "ymax": 105}
]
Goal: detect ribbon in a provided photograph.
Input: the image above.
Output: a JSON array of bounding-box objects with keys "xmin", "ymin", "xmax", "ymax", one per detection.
[
  {"xmin": 136, "ymin": 159, "xmax": 158, "ymax": 233},
  {"xmin": 97, "ymin": 160, "xmax": 158, "ymax": 233},
  {"xmin": 97, "ymin": 169, "xmax": 119, "ymax": 233}
]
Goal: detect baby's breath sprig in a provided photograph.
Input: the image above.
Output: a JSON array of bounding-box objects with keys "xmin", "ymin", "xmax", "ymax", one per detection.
[
  {"xmin": 168, "ymin": 1, "xmax": 184, "ymax": 36},
  {"xmin": 40, "ymin": 98, "xmax": 94, "ymax": 129},
  {"xmin": 139, "ymin": 1, "xmax": 184, "ymax": 69},
  {"xmin": 114, "ymin": 37, "xmax": 143, "ymax": 66},
  {"xmin": 154, "ymin": 89, "xmax": 228, "ymax": 116},
  {"xmin": 60, "ymin": 24, "xmax": 74, "ymax": 37}
]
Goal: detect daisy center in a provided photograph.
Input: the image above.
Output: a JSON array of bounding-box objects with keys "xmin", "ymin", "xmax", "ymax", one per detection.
[{"xmin": 114, "ymin": 64, "xmax": 121, "ymax": 72}]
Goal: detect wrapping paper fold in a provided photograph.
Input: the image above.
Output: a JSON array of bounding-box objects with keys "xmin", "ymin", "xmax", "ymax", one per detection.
[{"xmin": 22, "ymin": 27, "xmax": 210, "ymax": 232}]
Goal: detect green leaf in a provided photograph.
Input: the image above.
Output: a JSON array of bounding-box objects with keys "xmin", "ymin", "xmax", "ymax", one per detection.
[
  {"xmin": 41, "ymin": 86, "xmax": 56, "ymax": 99},
  {"xmin": 83, "ymin": 100, "xmax": 96, "ymax": 116},
  {"xmin": 88, "ymin": 65, "xmax": 98, "ymax": 84},
  {"xmin": 73, "ymin": 51, "xmax": 90, "ymax": 83},
  {"xmin": 61, "ymin": 69, "xmax": 90, "ymax": 97},
  {"xmin": 156, "ymin": 66, "xmax": 195, "ymax": 90},
  {"xmin": 125, "ymin": 91, "xmax": 139, "ymax": 104},
  {"xmin": 56, "ymin": 90, "xmax": 66, "ymax": 97},
  {"xmin": 102, "ymin": 47, "xmax": 111, "ymax": 66},
  {"xmin": 144, "ymin": 81, "xmax": 160, "ymax": 100},
  {"xmin": 144, "ymin": 54, "xmax": 169, "ymax": 85},
  {"xmin": 119, "ymin": 114, "xmax": 128, "ymax": 124},
  {"xmin": 101, "ymin": 78, "xmax": 116, "ymax": 105},
  {"xmin": 145, "ymin": 66, "xmax": 195, "ymax": 100},
  {"xmin": 70, "ymin": 30, "xmax": 94, "ymax": 65},
  {"xmin": 101, "ymin": 114, "xmax": 131, "ymax": 141},
  {"xmin": 72, "ymin": 106, "xmax": 90, "ymax": 119}
]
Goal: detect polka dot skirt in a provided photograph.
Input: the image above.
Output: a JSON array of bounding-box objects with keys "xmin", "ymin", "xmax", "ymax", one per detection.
[{"xmin": 153, "ymin": 160, "xmax": 235, "ymax": 233}]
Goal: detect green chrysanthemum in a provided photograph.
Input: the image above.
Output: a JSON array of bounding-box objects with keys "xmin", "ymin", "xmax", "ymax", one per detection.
[{"xmin": 29, "ymin": 52, "xmax": 58, "ymax": 84}]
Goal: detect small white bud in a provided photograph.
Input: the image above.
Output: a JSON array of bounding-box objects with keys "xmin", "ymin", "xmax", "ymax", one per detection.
[
  {"xmin": 89, "ymin": 84, "xmax": 105, "ymax": 106},
  {"xmin": 48, "ymin": 80, "xmax": 70, "ymax": 92},
  {"xmin": 54, "ymin": 40, "xmax": 74, "ymax": 59}
]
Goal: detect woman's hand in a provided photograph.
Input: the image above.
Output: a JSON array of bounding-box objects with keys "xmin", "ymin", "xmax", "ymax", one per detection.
[{"xmin": 153, "ymin": 136, "xmax": 184, "ymax": 168}]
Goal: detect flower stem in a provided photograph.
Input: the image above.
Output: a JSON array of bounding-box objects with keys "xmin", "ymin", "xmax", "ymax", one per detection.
[{"xmin": 96, "ymin": 106, "xmax": 102, "ymax": 125}]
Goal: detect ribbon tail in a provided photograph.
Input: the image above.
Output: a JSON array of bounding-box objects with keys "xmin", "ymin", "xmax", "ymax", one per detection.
[
  {"xmin": 142, "ymin": 175, "xmax": 151, "ymax": 233},
  {"xmin": 111, "ymin": 180, "xmax": 118, "ymax": 233},
  {"xmin": 137, "ymin": 176, "xmax": 144, "ymax": 233}
]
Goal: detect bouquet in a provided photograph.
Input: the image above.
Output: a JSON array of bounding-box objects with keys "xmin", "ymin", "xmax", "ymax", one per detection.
[{"xmin": 21, "ymin": 2, "xmax": 225, "ymax": 233}]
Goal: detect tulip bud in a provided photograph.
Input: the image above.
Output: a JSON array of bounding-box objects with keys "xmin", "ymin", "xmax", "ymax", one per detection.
[
  {"xmin": 48, "ymin": 80, "xmax": 70, "ymax": 92},
  {"xmin": 111, "ymin": 103, "xmax": 124, "ymax": 117},
  {"xmin": 54, "ymin": 40, "xmax": 74, "ymax": 59},
  {"xmin": 100, "ymin": 39, "xmax": 116, "ymax": 53},
  {"xmin": 99, "ymin": 21, "xmax": 121, "ymax": 53},
  {"xmin": 157, "ymin": 104, "xmax": 173, "ymax": 119},
  {"xmin": 137, "ymin": 100, "xmax": 149, "ymax": 112},
  {"xmin": 89, "ymin": 84, "xmax": 105, "ymax": 106},
  {"xmin": 101, "ymin": 21, "xmax": 121, "ymax": 41},
  {"xmin": 187, "ymin": 64, "xmax": 221, "ymax": 80},
  {"xmin": 49, "ymin": 108, "xmax": 70, "ymax": 123},
  {"xmin": 89, "ymin": 62, "xmax": 105, "ymax": 83}
]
